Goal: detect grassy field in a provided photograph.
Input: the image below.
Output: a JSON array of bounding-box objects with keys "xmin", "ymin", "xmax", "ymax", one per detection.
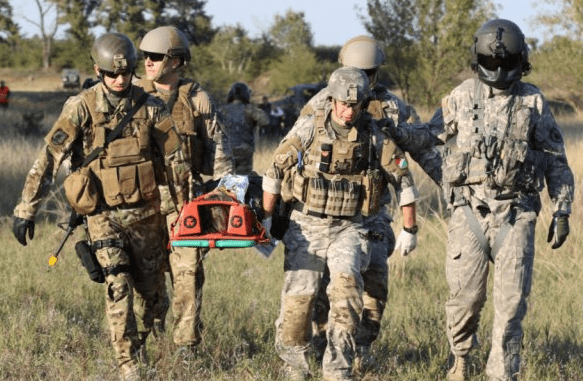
[{"xmin": 1, "ymin": 95, "xmax": 583, "ymax": 380}]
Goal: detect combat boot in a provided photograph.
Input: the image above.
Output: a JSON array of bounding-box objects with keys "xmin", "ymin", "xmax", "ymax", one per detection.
[
  {"xmin": 119, "ymin": 362, "xmax": 141, "ymax": 381},
  {"xmin": 448, "ymin": 355, "xmax": 467, "ymax": 381},
  {"xmin": 353, "ymin": 345, "xmax": 376, "ymax": 375},
  {"xmin": 281, "ymin": 364, "xmax": 310, "ymax": 381}
]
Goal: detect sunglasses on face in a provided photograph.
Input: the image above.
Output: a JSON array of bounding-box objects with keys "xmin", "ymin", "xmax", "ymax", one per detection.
[
  {"xmin": 100, "ymin": 69, "xmax": 132, "ymax": 79},
  {"xmin": 143, "ymin": 52, "xmax": 166, "ymax": 62}
]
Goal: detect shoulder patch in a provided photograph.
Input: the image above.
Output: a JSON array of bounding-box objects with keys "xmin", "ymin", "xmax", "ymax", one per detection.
[{"xmin": 51, "ymin": 129, "xmax": 69, "ymax": 145}]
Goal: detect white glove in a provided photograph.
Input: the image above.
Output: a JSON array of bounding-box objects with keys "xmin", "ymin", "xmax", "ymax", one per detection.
[{"xmin": 395, "ymin": 229, "xmax": 417, "ymax": 256}]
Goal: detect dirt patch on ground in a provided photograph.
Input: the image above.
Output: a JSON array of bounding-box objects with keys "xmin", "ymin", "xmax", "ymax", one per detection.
[{"xmin": 0, "ymin": 68, "xmax": 92, "ymax": 92}]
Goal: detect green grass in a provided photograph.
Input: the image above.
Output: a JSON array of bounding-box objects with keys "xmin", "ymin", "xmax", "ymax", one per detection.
[{"xmin": 2, "ymin": 107, "xmax": 583, "ymax": 380}]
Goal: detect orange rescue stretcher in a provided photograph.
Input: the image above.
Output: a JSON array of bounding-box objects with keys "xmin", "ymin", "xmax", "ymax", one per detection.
[{"xmin": 170, "ymin": 187, "xmax": 270, "ymax": 249}]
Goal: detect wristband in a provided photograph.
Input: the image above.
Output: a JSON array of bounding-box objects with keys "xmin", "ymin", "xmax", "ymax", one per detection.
[{"xmin": 403, "ymin": 225, "xmax": 418, "ymax": 235}]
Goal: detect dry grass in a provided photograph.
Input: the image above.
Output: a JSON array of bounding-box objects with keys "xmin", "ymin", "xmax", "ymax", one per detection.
[{"xmin": 1, "ymin": 91, "xmax": 583, "ymax": 380}]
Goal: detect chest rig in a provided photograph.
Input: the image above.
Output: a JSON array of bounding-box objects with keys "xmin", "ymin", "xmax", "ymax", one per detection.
[
  {"xmin": 81, "ymin": 89, "xmax": 159, "ymax": 208},
  {"xmin": 290, "ymin": 108, "xmax": 381, "ymax": 218},
  {"xmin": 442, "ymin": 80, "xmax": 543, "ymax": 200},
  {"xmin": 145, "ymin": 79, "xmax": 206, "ymax": 173}
]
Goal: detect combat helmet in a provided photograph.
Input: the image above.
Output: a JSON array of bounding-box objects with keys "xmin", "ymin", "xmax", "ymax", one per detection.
[
  {"xmin": 227, "ymin": 82, "xmax": 252, "ymax": 103},
  {"xmin": 91, "ymin": 33, "xmax": 137, "ymax": 75},
  {"xmin": 471, "ymin": 19, "xmax": 531, "ymax": 89},
  {"xmin": 338, "ymin": 35, "xmax": 385, "ymax": 70},
  {"xmin": 328, "ymin": 67, "xmax": 371, "ymax": 105},
  {"xmin": 139, "ymin": 26, "xmax": 191, "ymax": 62}
]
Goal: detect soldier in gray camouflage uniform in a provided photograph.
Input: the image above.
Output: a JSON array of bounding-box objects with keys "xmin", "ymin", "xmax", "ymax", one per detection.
[
  {"xmin": 299, "ymin": 35, "xmax": 442, "ymax": 372},
  {"xmin": 219, "ymin": 82, "xmax": 269, "ymax": 174},
  {"xmin": 432, "ymin": 19, "xmax": 574, "ymax": 381},
  {"xmin": 262, "ymin": 66, "xmax": 419, "ymax": 381},
  {"xmin": 137, "ymin": 25, "xmax": 233, "ymax": 354},
  {"xmin": 12, "ymin": 33, "xmax": 191, "ymax": 381}
]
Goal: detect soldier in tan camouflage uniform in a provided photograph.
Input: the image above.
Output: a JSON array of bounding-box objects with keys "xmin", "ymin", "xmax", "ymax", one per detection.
[
  {"xmin": 262, "ymin": 67, "xmax": 419, "ymax": 381},
  {"xmin": 219, "ymin": 82, "xmax": 269, "ymax": 174},
  {"xmin": 432, "ymin": 20, "xmax": 574, "ymax": 381},
  {"xmin": 137, "ymin": 26, "xmax": 233, "ymax": 353},
  {"xmin": 12, "ymin": 33, "xmax": 190, "ymax": 381},
  {"xmin": 299, "ymin": 35, "xmax": 442, "ymax": 372}
]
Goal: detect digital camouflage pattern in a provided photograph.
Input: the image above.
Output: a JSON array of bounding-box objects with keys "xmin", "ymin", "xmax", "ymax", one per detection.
[
  {"xmin": 436, "ymin": 78, "xmax": 574, "ymax": 380},
  {"xmin": 297, "ymin": 79, "xmax": 439, "ymax": 359},
  {"xmin": 263, "ymin": 98, "xmax": 418, "ymax": 379},
  {"xmin": 138, "ymin": 77, "xmax": 233, "ymax": 349},
  {"xmin": 13, "ymin": 82, "xmax": 189, "ymax": 376},
  {"xmin": 219, "ymin": 100, "xmax": 269, "ymax": 175}
]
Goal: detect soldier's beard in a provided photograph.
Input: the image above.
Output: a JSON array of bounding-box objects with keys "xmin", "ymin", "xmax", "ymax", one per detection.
[{"xmin": 103, "ymin": 80, "xmax": 132, "ymax": 98}]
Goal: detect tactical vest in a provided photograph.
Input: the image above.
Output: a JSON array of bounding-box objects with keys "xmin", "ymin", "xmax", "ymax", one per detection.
[
  {"xmin": 289, "ymin": 109, "xmax": 382, "ymax": 218},
  {"xmin": 81, "ymin": 89, "xmax": 160, "ymax": 207},
  {"xmin": 143, "ymin": 78, "xmax": 205, "ymax": 172},
  {"xmin": 442, "ymin": 80, "xmax": 545, "ymax": 199}
]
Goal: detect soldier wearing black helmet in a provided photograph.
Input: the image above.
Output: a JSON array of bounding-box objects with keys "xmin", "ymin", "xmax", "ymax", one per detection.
[
  {"xmin": 430, "ymin": 19, "xmax": 574, "ymax": 381},
  {"xmin": 220, "ymin": 82, "xmax": 269, "ymax": 174},
  {"xmin": 137, "ymin": 25, "xmax": 233, "ymax": 356},
  {"xmin": 12, "ymin": 32, "xmax": 190, "ymax": 381}
]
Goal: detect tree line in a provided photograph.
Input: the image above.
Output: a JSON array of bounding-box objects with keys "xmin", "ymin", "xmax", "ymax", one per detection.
[{"xmin": 0, "ymin": 0, "xmax": 581, "ymax": 110}]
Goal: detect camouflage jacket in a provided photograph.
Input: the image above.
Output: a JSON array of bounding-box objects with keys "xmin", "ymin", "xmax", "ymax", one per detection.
[
  {"xmin": 219, "ymin": 100, "xmax": 269, "ymax": 150},
  {"xmin": 138, "ymin": 78, "xmax": 233, "ymax": 179},
  {"xmin": 299, "ymin": 83, "xmax": 442, "ymax": 185},
  {"xmin": 263, "ymin": 105, "xmax": 419, "ymax": 208},
  {"xmin": 14, "ymin": 83, "xmax": 190, "ymax": 221},
  {"xmin": 437, "ymin": 78, "xmax": 574, "ymax": 216}
]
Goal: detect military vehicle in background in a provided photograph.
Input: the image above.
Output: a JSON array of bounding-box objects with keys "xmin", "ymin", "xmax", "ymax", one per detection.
[
  {"xmin": 269, "ymin": 82, "xmax": 326, "ymax": 137},
  {"xmin": 61, "ymin": 69, "xmax": 80, "ymax": 91}
]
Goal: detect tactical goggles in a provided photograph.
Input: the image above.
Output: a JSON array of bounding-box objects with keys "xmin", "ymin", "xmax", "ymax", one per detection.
[
  {"xmin": 477, "ymin": 53, "xmax": 521, "ymax": 71},
  {"xmin": 143, "ymin": 52, "xmax": 166, "ymax": 62}
]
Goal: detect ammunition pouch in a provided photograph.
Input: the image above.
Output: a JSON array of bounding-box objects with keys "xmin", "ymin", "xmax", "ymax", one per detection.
[
  {"xmin": 361, "ymin": 169, "xmax": 384, "ymax": 217},
  {"xmin": 100, "ymin": 161, "xmax": 159, "ymax": 207},
  {"xmin": 75, "ymin": 240, "xmax": 104, "ymax": 283},
  {"xmin": 291, "ymin": 172, "xmax": 362, "ymax": 218},
  {"xmin": 64, "ymin": 167, "xmax": 99, "ymax": 215}
]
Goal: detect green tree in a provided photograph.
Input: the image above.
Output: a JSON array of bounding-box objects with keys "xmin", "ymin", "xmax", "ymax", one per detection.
[
  {"xmin": 21, "ymin": 0, "xmax": 61, "ymax": 70},
  {"xmin": 534, "ymin": 0, "xmax": 583, "ymax": 41},
  {"xmin": 207, "ymin": 24, "xmax": 256, "ymax": 77},
  {"xmin": 0, "ymin": 0, "xmax": 19, "ymax": 68},
  {"xmin": 52, "ymin": 0, "xmax": 97, "ymax": 70},
  {"xmin": 98, "ymin": 0, "xmax": 147, "ymax": 42},
  {"xmin": 268, "ymin": 48, "xmax": 323, "ymax": 93},
  {"xmin": 160, "ymin": 0, "xmax": 216, "ymax": 45},
  {"xmin": 0, "ymin": 0, "xmax": 18, "ymax": 43},
  {"xmin": 359, "ymin": 0, "xmax": 493, "ymax": 108},
  {"xmin": 268, "ymin": 9, "xmax": 314, "ymax": 51}
]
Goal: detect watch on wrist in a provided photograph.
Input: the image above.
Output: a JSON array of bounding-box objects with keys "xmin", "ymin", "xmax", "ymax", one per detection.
[{"xmin": 403, "ymin": 225, "xmax": 418, "ymax": 235}]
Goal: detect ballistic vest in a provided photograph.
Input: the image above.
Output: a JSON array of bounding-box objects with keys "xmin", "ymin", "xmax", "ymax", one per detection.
[
  {"xmin": 81, "ymin": 87, "xmax": 160, "ymax": 207},
  {"xmin": 442, "ymin": 80, "xmax": 545, "ymax": 199},
  {"xmin": 290, "ymin": 108, "xmax": 375, "ymax": 218}
]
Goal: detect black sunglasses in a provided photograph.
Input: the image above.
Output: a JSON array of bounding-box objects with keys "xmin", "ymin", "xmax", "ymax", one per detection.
[
  {"xmin": 100, "ymin": 69, "xmax": 132, "ymax": 79},
  {"xmin": 143, "ymin": 52, "xmax": 166, "ymax": 62}
]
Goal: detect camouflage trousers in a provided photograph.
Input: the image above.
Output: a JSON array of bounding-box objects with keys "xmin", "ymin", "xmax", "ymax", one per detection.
[
  {"xmin": 87, "ymin": 208, "xmax": 168, "ymax": 371},
  {"xmin": 275, "ymin": 210, "xmax": 369, "ymax": 380},
  {"xmin": 313, "ymin": 212, "xmax": 396, "ymax": 351},
  {"xmin": 166, "ymin": 211, "xmax": 205, "ymax": 346},
  {"xmin": 445, "ymin": 205, "xmax": 536, "ymax": 381},
  {"xmin": 232, "ymin": 143, "xmax": 254, "ymax": 175}
]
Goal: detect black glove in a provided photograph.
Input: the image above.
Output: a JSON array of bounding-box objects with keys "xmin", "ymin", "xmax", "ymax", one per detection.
[
  {"xmin": 547, "ymin": 214, "xmax": 569, "ymax": 249},
  {"xmin": 13, "ymin": 217, "xmax": 35, "ymax": 246}
]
